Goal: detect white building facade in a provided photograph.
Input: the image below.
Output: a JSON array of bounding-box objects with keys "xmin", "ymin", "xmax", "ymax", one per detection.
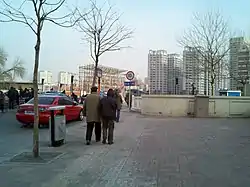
[
  {"xmin": 183, "ymin": 46, "xmax": 204, "ymax": 94},
  {"xmin": 166, "ymin": 53, "xmax": 185, "ymax": 94},
  {"xmin": 58, "ymin": 71, "xmax": 78, "ymax": 85},
  {"xmin": 38, "ymin": 70, "xmax": 53, "ymax": 84},
  {"xmin": 148, "ymin": 50, "xmax": 168, "ymax": 94}
]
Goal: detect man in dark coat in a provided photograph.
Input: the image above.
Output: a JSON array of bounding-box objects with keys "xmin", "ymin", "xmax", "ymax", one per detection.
[
  {"xmin": 114, "ymin": 89, "xmax": 123, "ymax": 122},
  {"xmin": 99, "ymin": 88, "xmax": 117, "ymax": 144},
  {"xmin": 0, "ymin": 91, "xmax": 5, "ymax": 113},
  {"xmin": 83, "ymin": 86, "xmax": 101, "ymax": 145},
  {"xmin": 7, "ymin": 87, "xmax": 15, "ymax": 109}
]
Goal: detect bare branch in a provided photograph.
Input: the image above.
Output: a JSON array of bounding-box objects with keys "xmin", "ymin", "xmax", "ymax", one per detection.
[
  {"xmin": 75, "ymin": 0, "xmax": 133, "ymax": 59},
  {"xmin": 178, "ymin": 11, "xmax": 231, "ymax": 95},
  {"xmin": 0, "ymin": 0, "xmax": 78, "ymax": 35},
  {"xmin": 74, "ymin": 0, "xmax": 133, "ymax": 86},
  {"xmin": 0, "ymin": 48, "xmax": 26, "ymax": 81}
]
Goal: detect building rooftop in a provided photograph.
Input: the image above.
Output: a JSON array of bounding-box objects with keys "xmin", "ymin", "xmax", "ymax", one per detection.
[{"xmin": 79, "ymin": 64, "xmax": 127, "ymax": 74}]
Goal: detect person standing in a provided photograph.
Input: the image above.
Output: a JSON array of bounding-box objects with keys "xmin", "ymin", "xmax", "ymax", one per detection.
[
  {"xmin": 83, "ymin": 86, "xmax": 101, "ymax": 145},
  {"xmin": 71, "ymin": 92, "xmax": 78, "ymax": 103},
  {"xmin": 125, "ymin": 91, "xmax": 132, "ymax": 109},
  {"xmin": 7, "ymin": 87, "xmax": 15, "ymax": 109},
  {"xmin": 0, "ymin": 91, "xmax": 5, "ymax": 113},
  {"xmin": 15, "ymin": 88, "xmax": 19, "ymax": 107},
  {"xmin": 114, "ymin": 89, "xmax": 123, "ymax": 122},
  {"xmin": 100, "ymin": 88, "xmax": 117, "ymax": 144}
]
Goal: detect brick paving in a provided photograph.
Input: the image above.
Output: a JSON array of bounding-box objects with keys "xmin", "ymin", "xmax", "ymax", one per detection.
[{"xmin": 0, "ymin": 113, "xmax": 250, "ymax": 187}]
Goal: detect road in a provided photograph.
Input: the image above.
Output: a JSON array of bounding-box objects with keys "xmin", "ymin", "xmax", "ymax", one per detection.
[{"xmin": 0, "ymin": 111, "xmax": 82, "ymax": 163}]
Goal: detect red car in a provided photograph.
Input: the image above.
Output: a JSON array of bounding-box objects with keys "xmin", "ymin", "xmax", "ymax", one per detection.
[{"xmin": 16, "ymin": 94, "xmax": 84, "ymax": 126}]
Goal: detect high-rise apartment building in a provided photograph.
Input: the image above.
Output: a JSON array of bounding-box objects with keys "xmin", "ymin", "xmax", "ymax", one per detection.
[
  {"xmin": 213, "ymin": 57, "xmax": 230, "ymax": 93},
  {"xmin": 229, "ymin": 37, "xmax": 250, "ymax": 90},
  {"xmin": 166, "ymin": 53, "xmax": 184, "ymax": 94},
  {"xmin": 183, "ymin": 46, "xmax": 204, "ymax": 94},
  {"xmin": 230, "ymin": 37, "xmax": 245, "ymax": 89},
  {"xmin": 237, "ymin": 41, "xmax": 250, "ymax": 93},
  {"xmin": 58, "ymin": 71, "xmax": 78, "ymax": 85},
  {"xmin": 58, "ymin": 71, "xmax": 68, "ymax": 85},
  {"xmin": 148, "ymin": 50, "xmax": 168, "ymax": 94},
  {"xmin": 38, "ymin": 70, "xmax": 53, "ymax": 84}
]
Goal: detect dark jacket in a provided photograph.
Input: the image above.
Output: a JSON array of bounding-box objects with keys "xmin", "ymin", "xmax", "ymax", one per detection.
[
  {"xmin": 0, "ymin": 93, "xmax": 4, "ymax": 105},
  {"xmin": 115, "ymin": 93, "xmax": 123, "ymax": 110},
  {"xmin": 100, "ymin": 96, "xmax": 117, "ymax": 120}
]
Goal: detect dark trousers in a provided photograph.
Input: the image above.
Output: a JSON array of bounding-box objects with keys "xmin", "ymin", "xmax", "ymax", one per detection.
[
  {"xmin": 102, "ymin": 118, "xmax": 114, "ymax": 143},
  {"xmin": 86, "ymin": 122, "xmax": 101, "ymax": 141},
  {"xmin": 0, "ymin": 104, "xmax": 4, "ymax": 112},
  {"xmin": 9, "ymin": 100, "xmax": 15, "ymax": 109},
  {"xmin": 116, "ymin": 109, "xmax": 121, "ymax": 122},
  {"xmin": 16, "ymin": 98, "xmax": 19, "ymax": 106}
]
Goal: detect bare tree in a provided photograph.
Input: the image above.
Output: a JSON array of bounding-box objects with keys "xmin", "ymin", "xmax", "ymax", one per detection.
[
  {"xmin": 0, "ymin": 0, "xmax": 78, "ymax": 157},
  {"xmin": 0, "ymin": 48, "xmax": 26, "ymax": 81},
  {"xmin": 74, "ymin": 0, "xmax": 133, "ymax": 86},
  {"xmin": 179, "ymin": 11, "xmax": 231, "ymax": 95}
]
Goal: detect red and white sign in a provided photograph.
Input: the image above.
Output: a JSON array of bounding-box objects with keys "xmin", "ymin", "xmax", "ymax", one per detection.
[{"xmin": 126, "ymin": 71, "xmax": 135, "ymax": 80}]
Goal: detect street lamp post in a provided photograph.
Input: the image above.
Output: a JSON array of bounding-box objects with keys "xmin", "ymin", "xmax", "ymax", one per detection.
[
  {"xmin": 175, "ymin": 78, "xmax": 178, "ymax": 95},
  {"xmin": 191, "ymin": 83, "xmax": 196, "ymax": 95},
  {"xmin": 41, "ymin": 78, "xmax": 44, "ymax": 92},
  {"xmin": 70, "ymin": 75, "xmax": 74, "ymax": 94},
  {"xmin": 96, "ymin": 68, "xmax": 102, "ymax": 94}
]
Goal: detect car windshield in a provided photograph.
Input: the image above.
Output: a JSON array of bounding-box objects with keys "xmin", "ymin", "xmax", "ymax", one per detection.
[{"xmin": 27, "ymin": 97, "xmax": 55, "ymax": 105}]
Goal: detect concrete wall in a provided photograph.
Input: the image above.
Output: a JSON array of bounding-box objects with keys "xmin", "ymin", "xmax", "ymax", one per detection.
[
  {"xmin": 131, "ymin": 95, "xmax": 250, "ymax": 118},
  {"xmin": 131, "ymin": 95, "xmax": 142, "ymax": 112}
]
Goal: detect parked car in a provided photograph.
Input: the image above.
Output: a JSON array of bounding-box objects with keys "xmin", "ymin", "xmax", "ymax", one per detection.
[{"xmin": 16, "ymin": 94, "xmax": 84, "ymax": 126}]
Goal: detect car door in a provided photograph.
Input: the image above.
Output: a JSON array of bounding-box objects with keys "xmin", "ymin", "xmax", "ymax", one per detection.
[
  {"xmin": 64, "ymin": 97, "xmax": 79, "ymax": 120},
  {"xmin": 63, "ymin": 97, "xmax": 78, "ymax": 120},
  {"xmin": 58, "ymin": 97, "xmax": 72, "ymax": 121}
]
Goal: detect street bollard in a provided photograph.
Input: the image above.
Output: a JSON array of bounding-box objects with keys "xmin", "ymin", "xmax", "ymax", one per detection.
[{"xmin": 48, "ymin": 106, "xmax": 66, "ymax": 147}]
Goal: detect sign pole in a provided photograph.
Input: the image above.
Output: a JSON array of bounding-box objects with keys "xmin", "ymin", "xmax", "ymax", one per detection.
[
  {"xmin": 96, "ymin": 68, "xmax": 102, "ymax": 94},
  {"xmin": 128, "ymin": 85, "xmax": 131, "ymax": 111},
  {"xmin": 70, "ymin": 75, "xmax": 74, "ymax": 94},
  {"xmin": 125, "ymin": 71, "xmax": 135, "ymax": 112},
  {"xmin": 98, "ymin": 77, "xmax": 101, "ymax": 94}
]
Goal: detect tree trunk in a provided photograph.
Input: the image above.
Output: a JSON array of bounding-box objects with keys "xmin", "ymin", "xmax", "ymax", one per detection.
[
  {"xmin": 210, "ymin": 77, "xmax": 215, "ymax": 96},
  {"xmin": 211, "ymin": 83, "xmax": 214, "ymax": 96},
  {"xmin": 243, "ymin": 83, "xmax": 246, "ymax": 96},
  {"xmin": 91, "ymin": 58, "xmax": 99, "ymax": 87},
  {"xmin": 32, "ymin": 35, "xmax": 41, "ymax": 158}
]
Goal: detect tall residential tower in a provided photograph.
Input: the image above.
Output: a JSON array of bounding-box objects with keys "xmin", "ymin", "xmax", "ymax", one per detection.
[
  {"xmin": 148, "ymin": 50, "xmax": 168, "ymax": 94},
  {"xmin": 167, "ymin": 53, "xmax": 184, "ymax": 94},
  {"xmin": 183, "ymin": 46, "xmax": 204, "ymax": 94},
  {"xmin": 229, "ymin": 37, "xmax": 250, "ymax": 91}
]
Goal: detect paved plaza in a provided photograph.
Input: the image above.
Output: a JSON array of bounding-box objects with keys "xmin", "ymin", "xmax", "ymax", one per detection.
[{"xmin": 0, "ymin": 111, "xmax": 250, "ymax": 187}]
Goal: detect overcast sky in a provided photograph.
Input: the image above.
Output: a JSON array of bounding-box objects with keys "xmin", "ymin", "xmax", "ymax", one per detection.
[{"xmin": 1, "ymin": 0, "xmax": 249, "ymax": 81}]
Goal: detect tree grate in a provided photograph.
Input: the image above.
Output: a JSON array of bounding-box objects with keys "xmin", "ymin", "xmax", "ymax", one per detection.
[{"xmin": 8, "ymin": 152, "xmax": 63, "ymax": 164}]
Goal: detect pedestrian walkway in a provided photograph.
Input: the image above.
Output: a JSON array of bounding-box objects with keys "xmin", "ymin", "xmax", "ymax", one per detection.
[
  {"xmin": 0, "ymin": 113, "xmax": 250, "ymax": 187},
  {"xmin": 0, "ymin": 109, "xmax": 16, "ymax": 118}
]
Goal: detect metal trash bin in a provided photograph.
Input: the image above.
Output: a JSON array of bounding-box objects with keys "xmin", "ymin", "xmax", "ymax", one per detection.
[{"xmin": 48, "ymin": 106, "xmax": 66, "ymax": 147}]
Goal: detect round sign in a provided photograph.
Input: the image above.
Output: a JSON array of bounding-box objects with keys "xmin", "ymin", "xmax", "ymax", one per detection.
[{"xmin": 126, "ymin": 71, "xmax": 135, "ymax": 80}]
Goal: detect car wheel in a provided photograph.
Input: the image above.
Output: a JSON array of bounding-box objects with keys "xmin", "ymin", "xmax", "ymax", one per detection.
[{"xmin": 78, "ymin": 110, "xmax": 84, "ymax": 121}]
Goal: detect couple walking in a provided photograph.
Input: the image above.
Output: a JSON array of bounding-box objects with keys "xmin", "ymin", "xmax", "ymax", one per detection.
[{"xmin": 83, "ymin": 86, "xmax": 123, "ymax": 145}]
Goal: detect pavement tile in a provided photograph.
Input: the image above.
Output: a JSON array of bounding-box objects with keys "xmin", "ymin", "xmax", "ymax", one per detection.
[{"xmin": 0, "ymin": 113, "xmax": 250, "ymax": 187}]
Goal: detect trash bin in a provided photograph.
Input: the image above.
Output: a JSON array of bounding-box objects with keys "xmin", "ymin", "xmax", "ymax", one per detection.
[{"xmin": 48, "ymin": 106, "xmax": 66, "ymax": 147}]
